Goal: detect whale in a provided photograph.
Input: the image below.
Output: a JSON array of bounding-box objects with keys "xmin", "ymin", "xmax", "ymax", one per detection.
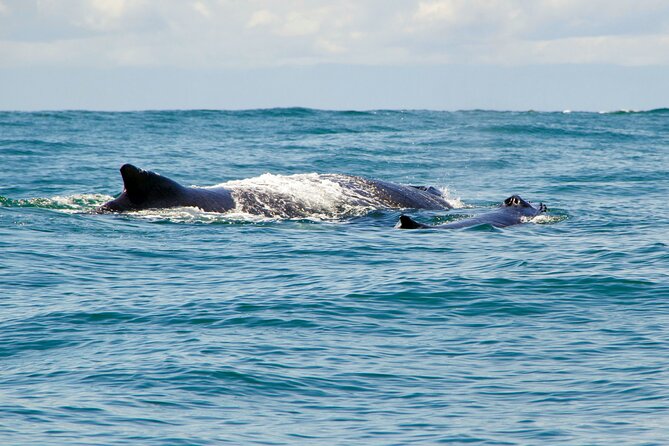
[
  {"xmin": 396, "ymin": 195, "xmax": 546, "ymax": 230},
  {"xmin": 97, "ymin": 164, "xmax": 453, "ymax": 217}
]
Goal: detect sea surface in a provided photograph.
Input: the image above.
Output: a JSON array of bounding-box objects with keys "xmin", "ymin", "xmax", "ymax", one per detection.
[{"xmin": 1, "ymin": 108, "xmax": 668, "ymax": 445}]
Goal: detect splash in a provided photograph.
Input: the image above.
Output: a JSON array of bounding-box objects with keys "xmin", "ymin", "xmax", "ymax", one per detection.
[
  {"xmin": 214, "ymin": 173, "xmax": 459, "ymax": 220},
  {"xmin": 218, "ymin": 173, "xmax": 358, "ymax": 219},
  {"xmin": 0, "ymin": 194, "xmax": 111, "ymax": 213},
  {"xmin": 523, "ymin": 213, "xmax": 567, "ymax": 225},
  {"xmin": 129, "ymin": 207, "xmax": 277, "ymax": 224},
  {"xmin": 444, "ymin": 196, "xmax": 465, "ymax": 209}
]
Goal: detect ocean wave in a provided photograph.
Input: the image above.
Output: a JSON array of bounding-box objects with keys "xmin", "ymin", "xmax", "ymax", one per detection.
[
  {"xmin": 0, "ymin": 139, "xmax": 88, "ymax": 150},
  {"xmin": 599, "ymin": 108, "xmax": 669, "ymax": 115},
  {"xmin": 0, "ymin": 194, "xmax": 111, "ymax": 212},
  {"xmin": 3, "ymin": 108, "xmax": 669, "ymax": 446}
]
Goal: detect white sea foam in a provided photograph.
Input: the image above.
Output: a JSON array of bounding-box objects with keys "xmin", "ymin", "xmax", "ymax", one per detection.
[
  {"xmin": 0, "ymin": 194, "xmax": 112, "ymax": 213},
  {"xmin": 524, "ymin": 213, "xmax": 563, "ymax": 224},
  {"xmin": 218, "ymin": 173, "xmax": 357, "ymax": 218},
  {"xmin": 213, "ymin": 173, "xmax": 460, "ymax": 219},
  {"xmin": 445, "ymin": 196, "xmax": 465, "ymax": 209},
  {"xmin": 599, "ymin": 109, "xmax": 638, "ymax": 114},
  {"xmin": 48, "ymin": 194, "xmax": 112, "ymax": 208},
  {"xmin": 130, "ymin": 207, "xmax": 273, "ymax": 224}
]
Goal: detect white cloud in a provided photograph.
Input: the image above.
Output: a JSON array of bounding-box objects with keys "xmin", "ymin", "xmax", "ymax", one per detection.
[
  {"xmin": 193, "ymin": 1, "xmax": 211, "ymax": 19},
  {"xmin": 521, "ymin": 34, "xmax": 669, "ymax": 66},
  {"xmin": 413, "ymin": 1, "xmax": 457, "ymax": 23},
  {"xmin": 278, "ymin": 11, "xmax": 321, "ymax": 37},
  {"xmin": 315, "ymin": 38, "xmax": 346, "ymax": 55},
  {"xmin": 247, "ymin": 10, "xmax": 277, "ymax": 28},
  {"xmin": 89, "ymin": 0, "xmax": 126, "ymax": 17},
  {"xmin": 81, "ymin": 0, "xmax": 129, "ymax": 31},
  {"xmin": 1, "ymin": 0, "xmax": 668, "ymax": 68}
]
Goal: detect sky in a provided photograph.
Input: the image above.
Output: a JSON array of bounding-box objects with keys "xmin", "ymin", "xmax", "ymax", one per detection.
[{"xmin": 1, "ymin": 0, "xmax": 668, "ymax": 111}]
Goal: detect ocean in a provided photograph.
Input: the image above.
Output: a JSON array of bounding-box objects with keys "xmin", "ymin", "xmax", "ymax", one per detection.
[{"xmin": 1, "ymin": 108, "xmax": 668, "ymax": 445}]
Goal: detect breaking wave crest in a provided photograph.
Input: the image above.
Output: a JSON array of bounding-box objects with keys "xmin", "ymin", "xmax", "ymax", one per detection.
[{"xmin": 598, "ymin": 107, "xmax": 669, "ymax": 115}]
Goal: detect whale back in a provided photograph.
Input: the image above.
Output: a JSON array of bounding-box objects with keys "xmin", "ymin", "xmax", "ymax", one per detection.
[{"xmin": 98, "ymin": 165, "xmax": 449, "ymax": 215}]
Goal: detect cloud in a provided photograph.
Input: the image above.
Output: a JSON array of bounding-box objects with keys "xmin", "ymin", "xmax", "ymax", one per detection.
[
  {"xmin": 0, "ymin": 0, "xmax": 668, "ymax": 68},
  {"xmin": 247, "ymin": 10, "xmax": 277, "ymax": 28},
  {"xmin": 192, "ymin": 1, "xmax": 211, "ymax": 18}
]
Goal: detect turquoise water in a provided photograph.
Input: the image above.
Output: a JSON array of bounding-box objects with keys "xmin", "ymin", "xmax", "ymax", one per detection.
[{"xmin": 1, "ymin": 109, "xmax": 669, "ymax": 445}]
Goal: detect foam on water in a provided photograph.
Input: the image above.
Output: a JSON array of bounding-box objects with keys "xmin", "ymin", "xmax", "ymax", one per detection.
[
  {"xmin": 216, "ymin": 172, "xmax": 460, "ymax": 220},
  {"xmin": 444, "ymin": 195, "xmax": 465, "ymax": 209},
  {"xmin": 0, "ymin": 193, "xmax": 111, "ymax": 212},
  {"xmin": 219, "ymin": 173, "xmax": 366, "ymax": 219},
  {"xmin": 526, "ymin": 213, "xmax": 567, "ymax": 225}
]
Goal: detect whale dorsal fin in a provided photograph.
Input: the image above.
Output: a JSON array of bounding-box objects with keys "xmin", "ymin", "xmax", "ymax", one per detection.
[
  {"xmin": 396, "ymin": 214, "xmax": 430, "ymax": 229},
  {"xmin": 120, "ymin": 164, "xmax": 185, "ymax": 205}
]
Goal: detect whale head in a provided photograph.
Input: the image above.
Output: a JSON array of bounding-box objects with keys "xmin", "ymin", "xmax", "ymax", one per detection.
[
  {"xmin": 503, "ymin": 195, "xmax": 533, "ymax": 208},
  {"xmin": 502, "ymin": 195, "xmax": 547, "ymax": 217}
]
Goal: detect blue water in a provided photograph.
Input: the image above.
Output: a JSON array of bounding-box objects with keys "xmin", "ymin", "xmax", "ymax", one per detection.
[{"xmin": 1, "ymin": 108, "xmax": 669, "ymax": 445}]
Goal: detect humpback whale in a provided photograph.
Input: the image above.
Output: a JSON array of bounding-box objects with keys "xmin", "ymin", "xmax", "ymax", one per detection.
[
  {"xmin": 97, "ymin": 164, "xmax": 453, "ymax": 218},
  {"xmin": 396, "ymin": 195, "xmax": 546, "ymax": 229}
]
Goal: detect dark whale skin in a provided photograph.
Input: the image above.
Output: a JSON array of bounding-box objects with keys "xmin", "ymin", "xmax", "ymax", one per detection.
[
  {"xmin": 97, "ymin": 164, "xmax": 453, "ymax": 216},
  {"xmin": 97, "ymin": 164, "xmax": 234, "ymax": 213},
  {"xmin": 396, "ymin": 195, "xmax": 546, "ymax": 230}
]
